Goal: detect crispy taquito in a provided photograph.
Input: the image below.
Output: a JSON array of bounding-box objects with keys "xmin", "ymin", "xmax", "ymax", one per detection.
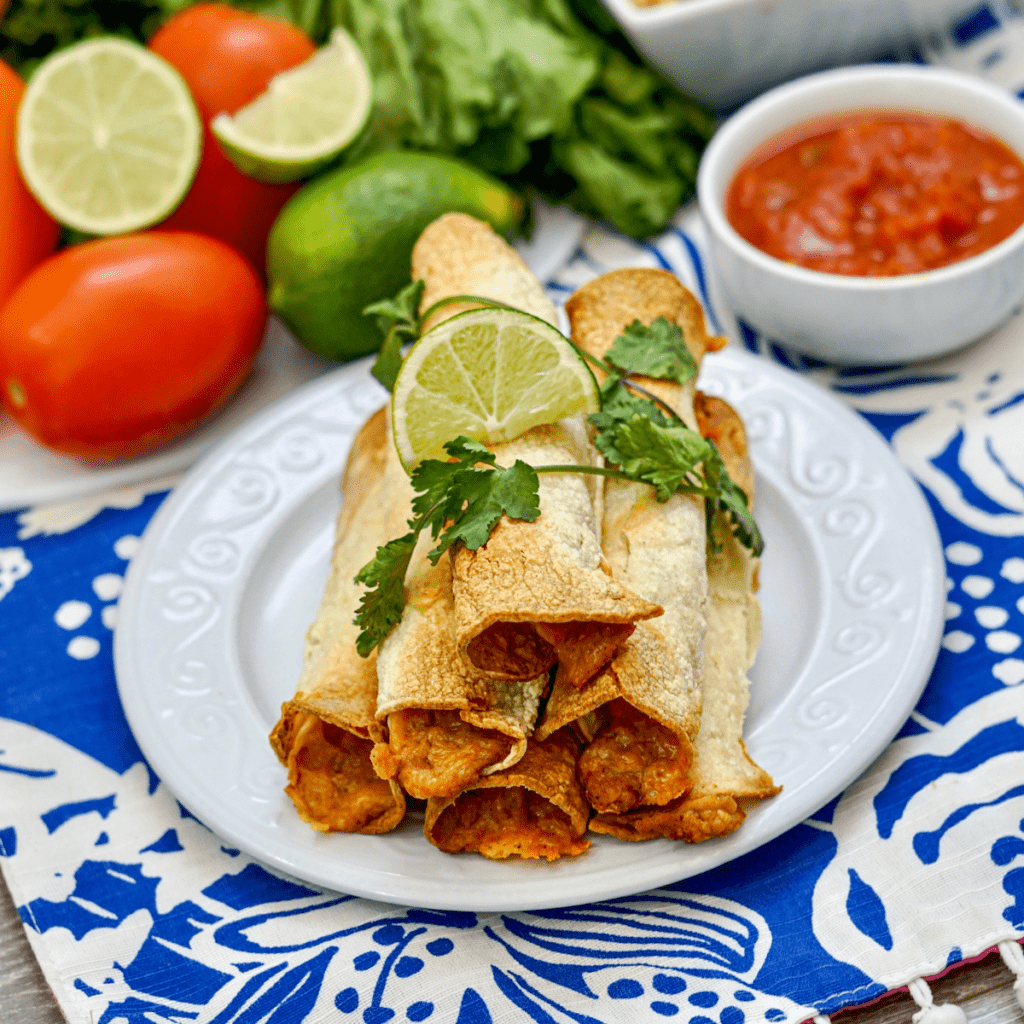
[
  {"xmin": 536, "ymin": 269, "xmax": 718, "ymax": 816},
  {"xmin": 412, "ymin": 214, "xmax": 661, "ymax": 688},
  {"xmin": 269, "ymin": 409, "xmax": 407, "ymax": 834},
  {"xmin": 590, "ymin": 391, "xmax": 780, "ymax": 842},
  {"xmin": 369, "ymin": 533, "xmax": 547, "ymax": 799},
  {"xmin": 425, "ymin": 728, "xmax": 590, "ymax": 860}
]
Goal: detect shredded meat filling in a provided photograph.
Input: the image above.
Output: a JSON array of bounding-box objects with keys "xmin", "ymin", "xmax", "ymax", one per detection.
[
  {"xmin": 590, "ymin": 794, "xmax": 745, "ymax": 843},
  {"xmin": 466, "ymin": 622, "xmax": 557, "ymax": 679},
  {"xmin": 577, "ymin": 698, "xmax": 692, "ymax": 814},
  {"xmin": 285, "ymin": 714, "xmax": 401, "ymax": 834},
  {"xmin": 372, "ymin": 708, "xmax": 514, "ymax": 800},
  {"xmin": 468, "ymin": 620, "xmax": 634, "ymax": 686},
  {"xmin": 431, "ymin": 787, "xmax": 590, "ymax": 861},
  {"xmin": 534, "ymin": 621, "xmax": 635, "ymax": 688}
]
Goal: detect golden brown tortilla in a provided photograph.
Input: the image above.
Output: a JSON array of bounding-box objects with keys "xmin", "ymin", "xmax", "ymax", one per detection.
[
  {"xmin": 370, "ymin": 530, "xmax": 547, "ymax": 799},
  {"xmin": 367, "ymin": 214, "xmax": 564, "ymax": 797},
  {"xmin": 591, "ymin": 393, "xmax": 780, "ymax": 841},
  {"xmin": 536, "ymin": 270, "xmax": 718, "ymax": 814},
  {"xmin": 424, "ymin": 728, "xmax": 591, "ymax": 860},
  {"xmin": 269, "ymin": 408, "xmax": 407, "ymax": 834},
  {"xmin": 412, "ymin": 214, "xmax": 662, "ymax": 687}
]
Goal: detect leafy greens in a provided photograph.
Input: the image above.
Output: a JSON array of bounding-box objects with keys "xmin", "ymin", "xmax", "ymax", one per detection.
[{"xmin": 2, "ymin": 0, "xmax": 716, "ymax": 240}]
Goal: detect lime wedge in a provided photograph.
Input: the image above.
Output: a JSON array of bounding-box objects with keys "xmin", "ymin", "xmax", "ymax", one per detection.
[
  {"xmin": 16, "ymin": 38, "xmax": 202, "ymax": 236},
  {"xmin": 211, "ymin": 28, "xmax": 372, "ymax": 184},
  {"xmin": 391, "ymin": 307, "xmax": 600, "ymax": 471}
]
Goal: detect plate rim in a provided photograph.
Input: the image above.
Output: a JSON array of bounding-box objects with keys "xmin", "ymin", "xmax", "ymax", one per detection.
[{"xmin": 114, "ymin": 347, "xmax": 946, "ymax": 911}]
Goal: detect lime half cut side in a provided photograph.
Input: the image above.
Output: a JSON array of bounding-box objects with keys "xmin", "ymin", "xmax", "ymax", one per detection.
[
  {"xmin": 391, "ymin": 307, "xmax": 600, "ymax": 471},
  {"xmin": 211, "ymin": 28, "xmax": 372, "ymax": 184},
  {"xmin": 16, "ymin": 38, "xmax": 202, "ymax": 236}
]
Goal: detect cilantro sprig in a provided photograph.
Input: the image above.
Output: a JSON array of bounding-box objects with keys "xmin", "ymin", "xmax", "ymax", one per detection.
[
  {"xmin": 352, "ymin": 287, "xmax": 763, "ymax": 657},
  {"xmin": 363, "ymin": 284, "xmax": 523, "ymax": 392},
  {"xmin": 353, "ymin": 438, "xmax": 539, "ymax": 656}
]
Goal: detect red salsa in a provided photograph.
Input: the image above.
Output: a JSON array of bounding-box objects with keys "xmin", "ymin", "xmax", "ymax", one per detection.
[{"xmin": 726, "ymin": 113, "xmax": 1024, "ymax": 276}]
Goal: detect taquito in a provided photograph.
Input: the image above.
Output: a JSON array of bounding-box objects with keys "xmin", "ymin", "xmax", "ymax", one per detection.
[
  {"xmin": 424, "ymin": 728, "xmax": 590, "ymax": 861},
  {"xmin": 591, "ymin": 394, "xmax": 780, "ymax": 842},
  {"xmin": 269, "ymin": 409, "xmax": 407, "ymax": 834},
  {"xmin": 370, "ymin": 534, "xmax": 547, "ymax": 799},
  {"xmin": 370, "ymin": 213, "xmax": 561, "ymax": 798},
  {"xmin": 412, "ymin": 214, "xmax": 661, "ymax": 687},
  {"xmin": 536, "ymin": 270, "xmax": 717, "ymax": 816}
]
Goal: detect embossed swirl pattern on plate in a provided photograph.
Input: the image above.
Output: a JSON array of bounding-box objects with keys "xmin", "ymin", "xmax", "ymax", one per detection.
[
  {"xmin": 710, "ymin": 370, "xmax": 907, "ymax": 743},
  {"xmin": 140, "ymin": 372, "xmax": 363, "ymax": 799}
]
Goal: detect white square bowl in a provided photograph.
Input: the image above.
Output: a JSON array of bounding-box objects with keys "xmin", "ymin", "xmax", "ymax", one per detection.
[{"xmin": 600, "ymin": 0, "xmax": 980, "ymax": 110}]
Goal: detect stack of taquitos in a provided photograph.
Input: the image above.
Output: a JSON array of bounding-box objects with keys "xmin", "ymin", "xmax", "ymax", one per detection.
[
  {"xmin": 271, "ymin": 213, "xmax": 777, "ymax": 858},
  {"xmin": 409, "ymin": 213, "xmax": 662, "ymax": 859}
]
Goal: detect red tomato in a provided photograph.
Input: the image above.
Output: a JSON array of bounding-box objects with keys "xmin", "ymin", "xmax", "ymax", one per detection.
[
  {"xmin": 0, "ymin": 232, "xmax": 268, "ymax": 460},
  {"xmin": 148, "ymin": 4, "xmax": 317, "ymax": 277},
  {"xmin": 0, "ymin": 60, "xmax": 60, "ymax": 311}
]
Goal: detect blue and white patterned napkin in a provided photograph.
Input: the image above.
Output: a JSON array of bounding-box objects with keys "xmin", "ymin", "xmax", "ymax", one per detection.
[{"xmin": 3, "ymin": 5, "xmax": 1024, "ymax": 1021}]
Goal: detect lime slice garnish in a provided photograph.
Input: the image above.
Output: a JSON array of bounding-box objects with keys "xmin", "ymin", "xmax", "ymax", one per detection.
[
  {"xmin": 16, "ymin": 38, "xmax": 202, "ymax": 236},
  {"xmin": 211, "ymin": 28, "xmax": 372, "ymax": 185},
  {"xmin": 391, "ymin": 307, "xmax": 600, "ymax": 471}
]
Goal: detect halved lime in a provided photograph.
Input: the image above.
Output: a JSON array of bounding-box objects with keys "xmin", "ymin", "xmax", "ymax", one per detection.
[
  {"xmin": 16, "ymin": 38, "xmax": 202, "ymax": 236},
  {"xmin": 391, "ymin": 307, "xmax": 600, "ymax": 471},
  {"xmin": 211, "ymin": 28, "xmax": 372, "ymax": 184}
]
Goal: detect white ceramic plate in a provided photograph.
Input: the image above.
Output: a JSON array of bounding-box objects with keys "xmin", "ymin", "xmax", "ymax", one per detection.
[
  {"xmin": 0, "ymin": 198, "xmax": 585, "ymax": 512},
  {"xmin": 114, "ymin": 348, "xmax": 945, "ymax": 912}
]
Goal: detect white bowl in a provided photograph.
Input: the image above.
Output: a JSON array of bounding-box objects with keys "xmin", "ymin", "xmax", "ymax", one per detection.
[
  {"xmin": 600, "ymin": 0, "xmax": 977, "ymax": 111},
  {"xmin": 696, "ymin": 64, "xmax": 1024, "ymax": 366}
]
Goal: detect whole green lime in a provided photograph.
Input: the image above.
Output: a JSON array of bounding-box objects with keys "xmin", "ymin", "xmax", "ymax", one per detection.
[{"xmin": 267, "ymin": 151, "xmax": 523, "ymax": 361}]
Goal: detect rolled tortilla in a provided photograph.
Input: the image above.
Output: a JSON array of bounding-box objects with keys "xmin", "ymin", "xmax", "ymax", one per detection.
[
  {"xmin": 370, "ymin": 213, "xmax": 559, "ymax": 797},
  {"xmin": 370, "ymin": 534, "xmax": 547, "ymax": 799},
  {"xmin": 536, "ymin": 270, "xmax": 718, "ymax": 815},
  {"xmin": 412, "ymin": 214, "xmax": 661, "ymax": 687},
  {"xmin": 591, "ymin": 393, "xmax": 780, "ymax": 842},
  {"xmin": 269, "ymin": 408, "xmax": 407, "ymax": 834},
  {"xmin": 424, "ymin": 728, "xmax": 591, "ymax": 860}
]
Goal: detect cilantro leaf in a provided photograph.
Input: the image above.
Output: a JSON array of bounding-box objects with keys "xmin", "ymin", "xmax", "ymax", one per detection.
[
  {"xmin": 353, "ymin": 533, "xmax": 418, "ymax": 657},
  {"xmin": 703, "ymin": 448, "xmax": 764, "ymax": 556},
  {"xmin": 431, "ymin": 459, "xmax": 540, "ymax": 559},
  {"xmin": 353, "ymin": 435, "xmax": 540, "ymax": 655},
  {"xmin": 409, "ymin": 437, "xmax": 498, "ymax": 538},
  {"xmin": 364, "ymin": 280, "xmax": 425, "ymax": 392},
  {"xmin": 604, "ymin": 317, "xmax": 699, "ymax": 386},
  {"xmin": 605, "ymin": 415, "xmax": 714, "ymax": 501},
  {"xmin": 592, "ymin": 400, "xmax": 763, "ymax": 555},
  {"xmin": 371, "ymin": 331, "xmax": 405, "ymax": 391},
  {"xmin": 363, "ymin": 279, "xmax": 425, "ymax": 332}
]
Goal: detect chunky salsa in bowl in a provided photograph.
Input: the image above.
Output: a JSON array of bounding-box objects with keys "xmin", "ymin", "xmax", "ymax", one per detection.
[
  {"xmin": 697, "ymin": 65, "xmax": 1024, "ymax": 365},
  {"xmin": 726, "ymin": 113, "xmax": 1024, "ymax": 277}
]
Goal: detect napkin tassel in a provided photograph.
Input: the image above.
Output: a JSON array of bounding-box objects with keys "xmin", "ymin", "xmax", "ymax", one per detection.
[
  {"xmin": 998, "ymin": 938, "xmax": 1024, "ymax": 1010},
  {"xmin": 808, "ymin": 945, "xmax": 1023, "ymax": 1024},
  {"xmin": 907, "ymin": 977, "xmax": 966, "ymax": 1024}
]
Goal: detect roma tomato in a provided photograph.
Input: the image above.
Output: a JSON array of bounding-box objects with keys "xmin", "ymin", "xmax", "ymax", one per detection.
[
  {"xmin": 0, "ymin": 60, "xmax": 60, "ymax": 310},
  {"xmin": 148, "ymin": 4, "xmax": 316, "ymax": 277},
  {"xmin": 0, "ymin": 232, "xmax": 268, "ymax": 460}
]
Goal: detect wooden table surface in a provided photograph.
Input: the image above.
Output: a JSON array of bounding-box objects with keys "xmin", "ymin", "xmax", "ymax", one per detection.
[{"xmin": 1, "ymin": 865, "xmax": 1021, "ymax": 1024}]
